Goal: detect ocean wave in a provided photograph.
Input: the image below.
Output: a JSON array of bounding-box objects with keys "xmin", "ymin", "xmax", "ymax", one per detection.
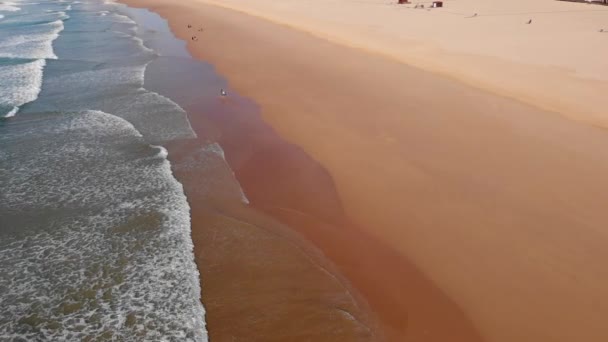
[
  {"xmin": 108, "ymin": 11, "xmax": 135, "ymax": 24},
  {"xmin": 1, "ymin": 11, "xmax": 69, "ymax": 27},
  {"xmin": 0, "ymin": 1, "xmax": 20, "ymax": 12},
  {"xmin": 174, "ymin": 143, "xmax": 250, "ymax": 204},
  {"xmin": 0, "ymin": 110, "xmax": 207, "ymax": 341},
  {"xmin": 0, "ymin": 19, "xmax": 64, "ymax": 59},
  {"xmin": 27, "ymin": 60, "xmax": 196, "ymax": 142},
  {"xmin": 0, "ymin": 59, "xmax": 45, "ymax": 117},
  {"xmin": 0, "ymin": 2, "xmax": 212, "ymax": 340},
  {"xmin": 205, "ymin": 143, "xmax": 250, "ymax": 204},
  {"xmin": 3, "ymin": 106, "xmax": 18, "ymax": 117},
  {"xmin": 151, "ymin": 144, "xmax": 169, "ymax": 159},
  {"xmin": 109, "ymin": 30, "xmax": 156, "ymax": 55}
]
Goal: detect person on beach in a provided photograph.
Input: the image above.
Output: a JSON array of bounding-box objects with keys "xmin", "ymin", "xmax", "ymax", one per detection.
[
  {"xmin": 526, "ymin": 19, "xmax": 532, "ymax": 24},
  {"xmin": 220, "ymin": 89, "xmax": 227, "ymax": 97}
]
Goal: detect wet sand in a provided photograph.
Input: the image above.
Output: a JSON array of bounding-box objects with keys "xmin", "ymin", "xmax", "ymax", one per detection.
[
  {"xmin": 149, "ymin": 54, "xmax": 482, "ymax": 340},
  {"xmin": 162, "ymin": 91, "xmax": 380, "ymax": 341},
  {"xmin": 125, "ymin": 1, "xmax": 608, "ymax": 341},
  {"xmin": 126, "ymin": 1, "xmax": 483, "ymax": 341},
  {"xmin": 173, "ymin": 83, "xmax": 482, "ymax": 342}
]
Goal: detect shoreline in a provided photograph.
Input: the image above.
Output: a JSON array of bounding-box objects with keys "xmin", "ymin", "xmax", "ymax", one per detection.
[
  {"xmin": 124, "ymin": 1, "xmax": 608, "ymax": 342},
  {"xmin": 134, "ymin": 24, "xmax": 384, "ymax": 340},
  {"xmin": 122, "ymin": 0, "xmax": 484, "ymax": 341},
  {"xmin": 171, "ymin": 73, "xmax": 483, "ymax": 341},
  {"xmin": 158, "ymin": 74, "xmax": 383, "ymax": 341}
]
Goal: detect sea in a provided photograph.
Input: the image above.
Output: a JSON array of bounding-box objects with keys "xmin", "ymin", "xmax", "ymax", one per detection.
[{"xmin": 0, "ymin": 0, "xmax": 219, "ymax": 340}]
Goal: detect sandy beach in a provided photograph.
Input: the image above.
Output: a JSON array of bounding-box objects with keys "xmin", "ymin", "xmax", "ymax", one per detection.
[
  {"xmin": 162, "ymin": 80, "xmax": 482, "ymax": 341},
  {"xmin": 122, "ymin": 0, "xmax": 608, "ymax": 341},
  {"xmin": 192, "ymin": 0, "xmax": 608, "ymax": 127}
]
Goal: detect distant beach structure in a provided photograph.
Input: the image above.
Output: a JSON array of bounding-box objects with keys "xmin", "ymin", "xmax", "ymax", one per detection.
[
  {"xmin": 557, "ymin": 0, "xmax": 608, "ymax": 5},
  {"xmin": 432, "ymin": 1, "xmax": 443, "ymax": 8}
]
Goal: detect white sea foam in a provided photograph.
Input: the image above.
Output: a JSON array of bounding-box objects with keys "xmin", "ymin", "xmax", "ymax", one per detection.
[
  {"xmin": 30, "ymin": 61, "xmax": 196, "ymax": 142},
  {"xmin": 40, "ymin": 65, "xmax": 147, "ymax": 94},
  {"xmin": 132, "ymin": 35, "xmax": 155, "ymax": 54},
  {"xmin": 174, "ymin": 143, "xmax": 250, "ymax": 204},
  {"xmin": 0, "ymin": 2, "xmax": 235, "ymax": 339},
  {"xmin": 151, "ymin": 145, "xmax": 169, "ymax": 159},
  {"xmin": 0, "ymin": 1, "xmax": 20, "ymax": 12},
  {"xmin": 2, "ymin": 10, "xmax": 68, "ymax": 24},
  {"xmin": 0, "ymin": 59, "xmax": 45, "ymax": 117},
  {"xmin": 110, "ymin": 30, "xmax": 156, "ymax": 55},
  {"xmin": 0, "ymin": 110, "xmax": 207, "ymax": 341},
  {"xmin": 0, "ymin": 19, "xmax": 64, "ymax": 59},
  {"xmin": 0, "ymin": 14, "xmax": 4, "ymax": 20},
  {"xmin": 110, "ymin": 11, "xmax": 136, "ymax": 24},
  {"xmin": 205, "ymin": 143, "xmax": 250, "ymax": 204},
  {"xmin": 4, "ymin": 106, "xmax": 18, "ymax": 117}
]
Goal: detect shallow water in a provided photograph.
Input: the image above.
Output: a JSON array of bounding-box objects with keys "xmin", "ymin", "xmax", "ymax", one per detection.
[{"xmin": 0, "ymin": 0, "xmax": 247, "ymax": 340}]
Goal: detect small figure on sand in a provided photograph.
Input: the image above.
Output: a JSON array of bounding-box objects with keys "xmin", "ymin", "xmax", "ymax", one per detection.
[
  {"xmin": 526, "ymin": 19, "xmax": 532, "ymax": 24},
  {"xmin": 220, "ymin": 89, "xmax": 227, "ymax": 97},
  {"xmin": 187, "ymin": 24, "xmax": 192, "ymax": 28},
  {"xmin": 600, "ymin": 29, "xmax": 605, "ymax": 33},
  {"xmin": 191, "ymin": 36, "xmax": 198, "ymax": 41},
  {"xmin": 198, "ymin": 28, "xmax": 204, "ymax": 32}
]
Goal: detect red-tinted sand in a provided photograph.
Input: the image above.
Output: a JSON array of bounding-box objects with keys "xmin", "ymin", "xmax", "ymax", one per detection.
[
  {"xmin": 161, "ymin": 77, "xmax": 482, "ymax": 340},
  {"xmin": 165, "ymin": 118, "xmax": 379, "ymax": 341},
  {"xmin": 188, "ymin": 91, "xmax": 483, "ymax": 341}
]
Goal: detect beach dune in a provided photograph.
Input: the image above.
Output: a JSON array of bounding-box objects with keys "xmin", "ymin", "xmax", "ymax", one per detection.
[{"xmin": 124, "ymin": 0, "xmax": 608, "ymax": 341}]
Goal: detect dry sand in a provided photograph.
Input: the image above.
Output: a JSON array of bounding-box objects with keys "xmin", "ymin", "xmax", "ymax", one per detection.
[
  {"xmin": 124, "ymin": 0, "xmax": 608, "ymax": 341},
  {"xmin": 196, "ymin": 0, "xmax": 608, "ymax": 128}
]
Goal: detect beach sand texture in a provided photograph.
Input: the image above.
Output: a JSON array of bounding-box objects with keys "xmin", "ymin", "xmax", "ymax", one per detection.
[
  {"xmin": 123, "ymin": 0, "xmax": 608, "ymax": 341},
  {"xmin": 198, "ymin": 0, "xmax": 608, "ymax": 127}
]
